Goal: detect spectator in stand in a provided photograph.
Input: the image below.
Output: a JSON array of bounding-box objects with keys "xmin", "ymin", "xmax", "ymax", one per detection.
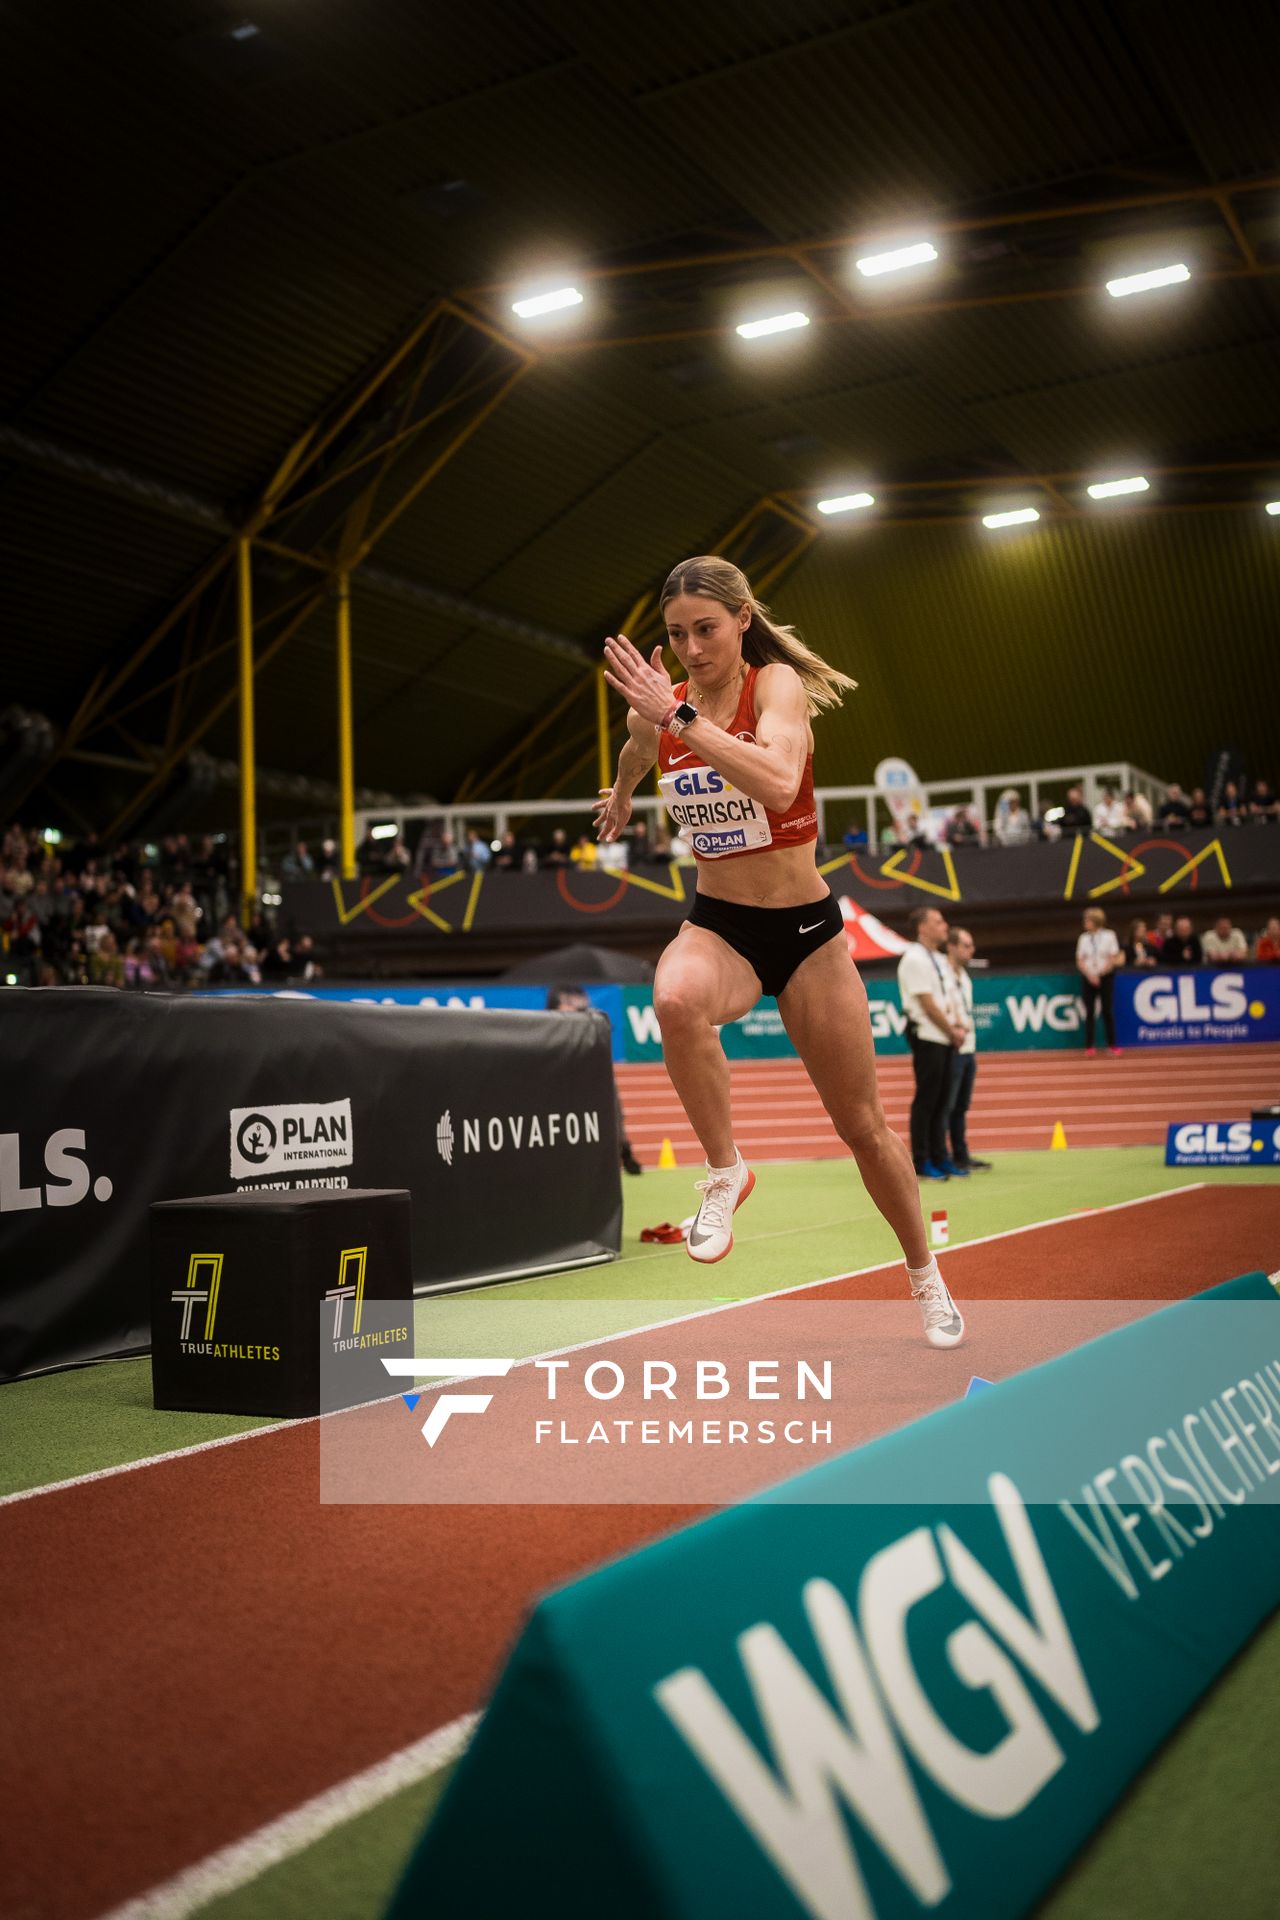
[
  {"xmin": 1075, "ymin": 907, "xmax": 1123, "ymax": 1056},
  {"xmin": 1187, "ymin": 787, "xmax": 1213, "ymax": 829},
  {"xmin": 207, "ymin": 936, "xmax": 258, "ymax": 986},
  {"xmin": 1143, "ymin": 912, "xmax": 1172, "ymax": 961},
  {"xmin": 1201, "ymin": 915, "xmax": 1248, "ymax": 966},
  {"xmin": 1157, "ymin": 783, "xmax": 1192, "ymax": 829},
  {"xmin": 570, "ymin": 833, "xmax": 598, "ymax": 870},
  {"xmin": 1255, "ymin": 916, "xmax": 1280, "ymax": 964},
  {"xmin": 492, "ymin": 830, "xmax": 521, "ymax": 872},
  {"xmin": 1215, "ymin": 781, "xmax": 1245, "ymax": 828},
  {"xmin": 1059, "ymin": 784, "xmax": 1092, "ymax": 836},
  {"xmin": 542, "ymin": 827, "xmax": 571, "ymax": 869},
  {"xmin": 1124, "ymin": 918, "xmax": 1159, "ymax": 968},
  {"xmin": 281, "ymin": 841, "xmax": 314, "ymax": 879},
  {"xmin": 199, "ymin": 913, "xmax": 243, "ymax": 976},
  {"xmin": 944, "ymin": 805, "xmax": 980, "ymax": 849},
  {"xmin": 429, "ymin": 830, "xmax": 462, "ymax": 877},
  {"xmin": 123, "ymin": 936, "xmax": 158, "ymax": 989},
  {"xmin": 1123, "ymin": 789, "xmax": 1153, "ymax": 831},
  {"xmin": 88, "ymin": 927, "xmax": 125, "ymax": 989},
  {"xmin": 627, "ymin": 817, "xmax": 654, "ymax": 865},
  {"xmin": 1093, "ymin": 787, "xmax": 1128, "ymax": 836},
  {"xmin": 1160, "ymin": 914, "xmax": 1203, "ymax": 968},
  {"xmin": 464, "ymin": 827, "xmax": 491, "ymax": 871},
  {"xmin": 993, "ymin": 792, "xmax": 1033, "ymax": 847},
  {"xmin": 1247, "ymin": 777, "xmax": 1277, "ymax": 822},
  {"xmin": 943, "ymin": 926, "xmax": 992, "ymax": 1173}
]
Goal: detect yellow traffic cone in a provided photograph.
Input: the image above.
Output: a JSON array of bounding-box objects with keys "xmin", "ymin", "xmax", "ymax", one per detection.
[
  {"xmin": 1050, "ymin": 1121, "xmax": 1068, "ymax": 1151},
  {"xmin": 657, "ymin": 1137, "xmax": 678, "ymax": 1170}
]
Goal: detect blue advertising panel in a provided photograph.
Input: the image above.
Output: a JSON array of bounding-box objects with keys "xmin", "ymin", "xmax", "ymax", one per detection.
[
  {"xmin": 1166, "ymin": 1119, "xmax": 1280, "ymax": 1167},
  {"xmin": 1116, "ymin": 969, "xmax": 1280, "ymax": 1048},
  {"xmin": 201, "ymin": 985, "xmax": 627, "ymax": 1058}
]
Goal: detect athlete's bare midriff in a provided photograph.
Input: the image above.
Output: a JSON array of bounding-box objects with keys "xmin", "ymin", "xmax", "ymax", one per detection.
[{"xmin": 693, "ymin": 838, "xmax": 828, "ymax": 908}]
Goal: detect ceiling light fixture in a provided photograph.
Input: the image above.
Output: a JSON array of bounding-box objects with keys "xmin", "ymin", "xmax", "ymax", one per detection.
[
  {"xmin": 1087, "ymin": 476, "xmax": 1150, "ymax": 499},
  {"xmin": 982, "ymin": 507, "xmax": 1040, "ymax": 529},
  {"xmin": 511, "ymin": 286, "xmax": 584, "ymax": 319},
  {"xmin": 735, "ymin": 311, "xmax": 810, "ymax": 340},
  {"xmin": 1105, "ymin": 263, "xmax": 1190, "ymax": 298},
  {"xmin": 816, "ymin": 492, "xmax": 875, "ymax": 515},
  {"xmin": 1265, "ymin": 501, "xmax": 1280, "ymax": 516},
  {"xmin": 855, "ymin": 241, "xmax": 938, "ymax": 278}
]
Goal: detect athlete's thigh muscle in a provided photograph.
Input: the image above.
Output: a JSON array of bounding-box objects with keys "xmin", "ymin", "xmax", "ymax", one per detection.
[
  {"xmin": 654, "ymin": 920, "xmax": 762, "ymax": 1026},
  {"xmin": 776, "ymin": 937, "xmax": 883, "ymax": 1129}
]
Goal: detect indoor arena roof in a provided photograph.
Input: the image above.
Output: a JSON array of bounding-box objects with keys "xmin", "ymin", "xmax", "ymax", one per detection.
[{"xmin": 5, "ymin": 0, "xmax": 1280, "ymax": 832}]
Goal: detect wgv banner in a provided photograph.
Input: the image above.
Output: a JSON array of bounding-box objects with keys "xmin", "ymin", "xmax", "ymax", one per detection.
[
  {"xmin": 388, "ymin": 1273, "xmax": 1280, "ymax": 1919},
  {"xmin": 1116, "ymin": 969, "xmax": 1280, "ymax": 1048},
  {"xmin": 622, "ymin": 976, "xmax": 1096, "ymax": 1062}
]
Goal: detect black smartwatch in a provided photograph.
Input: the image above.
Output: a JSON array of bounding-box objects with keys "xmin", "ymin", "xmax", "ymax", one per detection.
[{"xmin": 667, "ymin": 700, "xmax": 699, "ymax": 736}]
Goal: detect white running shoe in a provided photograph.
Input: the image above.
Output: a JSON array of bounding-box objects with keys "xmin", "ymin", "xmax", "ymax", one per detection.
[
  {"xmin": 686, "ymin": 1154, "xmax": 756, "ymax": 1264},
  {"xmin": 911, "ymin": 1269, "xmax": 965, "ymax": 1348}
]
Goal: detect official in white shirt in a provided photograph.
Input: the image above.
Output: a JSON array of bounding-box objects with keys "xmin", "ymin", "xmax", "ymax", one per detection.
[
  {"xmin": 944, "ymin": 927, "xmax": 992, "ymax": 1171},
  {"xmin": 1075, "ymin": 906, "xmax": 1123, "ymax": 1055},
  {"xmin": 897, "ymin": 905, "xmax": 968, "ymax": 1179}
]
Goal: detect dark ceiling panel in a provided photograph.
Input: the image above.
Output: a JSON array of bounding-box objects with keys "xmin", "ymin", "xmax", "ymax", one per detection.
[{"xmin": 6, "ymin": 0, "xmax": 1279, "ymax": 828}]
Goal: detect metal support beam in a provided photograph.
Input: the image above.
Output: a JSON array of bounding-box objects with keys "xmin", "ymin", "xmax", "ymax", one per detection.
[
  {"xmin": 336, "ymin": 572, "xmax": 356, "ymax": 882},
  {"xmin": 237, "ymin": 539, "xmax": 257, "ymax": 920},
  {"xmin": 596, "ymin": 665, "xmax": 611, "ymax": 797}
]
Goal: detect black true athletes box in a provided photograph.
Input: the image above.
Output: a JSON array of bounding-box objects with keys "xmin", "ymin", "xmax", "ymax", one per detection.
[{"xmin": 150, "ymin": 1188, "xmax": 414, "ymax": 1417}]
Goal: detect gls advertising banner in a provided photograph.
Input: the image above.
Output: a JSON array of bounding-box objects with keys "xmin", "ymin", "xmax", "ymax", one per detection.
[
  {"xmin": 0, "ymin": 990, "xmax": 621, "ymax": 1381},
  {"xmin": 1115, "ymin": 968, "xmax": 1280, "ymax": 1047},
  {"xmin": 1166, "ymin": 1120, "xmax": 1280, "ymax": 1167}
]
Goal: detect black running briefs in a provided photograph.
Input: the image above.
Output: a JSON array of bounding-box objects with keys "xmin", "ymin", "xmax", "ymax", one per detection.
[{"xmin": 687, "ymin": 891, "xmax": 843, "ymax": 999}]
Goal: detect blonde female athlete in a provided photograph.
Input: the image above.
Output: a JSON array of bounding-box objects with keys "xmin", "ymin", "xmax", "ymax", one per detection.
[{"xmin": 594, "ymin": 554, "xmax": 964, "ymax": 1348}]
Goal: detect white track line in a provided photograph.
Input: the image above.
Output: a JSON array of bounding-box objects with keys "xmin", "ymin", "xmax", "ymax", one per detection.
[
  {"xmin": 3, "ymin": 1181, "xmax": 1207, "ymax": 1509},
  {"xmin": 96, "ymin": 1712, "xmax": 478, "ymax": 1920}
]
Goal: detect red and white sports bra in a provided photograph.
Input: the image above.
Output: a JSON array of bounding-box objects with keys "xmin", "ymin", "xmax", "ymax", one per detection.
[{"xmin": 656, "ymin": 667, "xmax": 817, "ymax": 862}]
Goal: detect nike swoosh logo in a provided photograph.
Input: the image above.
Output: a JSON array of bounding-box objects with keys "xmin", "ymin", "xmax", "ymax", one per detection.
[
  {"xmin": 668, "ymin": 752, "xmax": 696, "ymax": 765},
  {"xmin": 799, "ymin": 920, "xmax": 825, "ymax": 933}
]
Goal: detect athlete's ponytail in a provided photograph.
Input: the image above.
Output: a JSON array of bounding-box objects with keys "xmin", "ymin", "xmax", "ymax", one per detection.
[{"xmin": 659, "ymin": 554, "xmax": 857, "ymax": 716}]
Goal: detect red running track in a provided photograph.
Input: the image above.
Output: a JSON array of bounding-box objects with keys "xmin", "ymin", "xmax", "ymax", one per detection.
[{"xmin": 617, "ymin": 1043, "xmax": 1280, "ymax": 1163}]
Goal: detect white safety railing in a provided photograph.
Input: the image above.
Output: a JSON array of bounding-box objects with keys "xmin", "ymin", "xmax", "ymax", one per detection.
[{"xmin": 349, "ymin": 761, "xmax": 1168, "ymax": 862}]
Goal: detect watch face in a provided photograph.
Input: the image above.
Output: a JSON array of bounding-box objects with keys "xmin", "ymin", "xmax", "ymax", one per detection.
[{"xmin": 675, "ymin": 701, "xmax": 698, "ymax": 726}]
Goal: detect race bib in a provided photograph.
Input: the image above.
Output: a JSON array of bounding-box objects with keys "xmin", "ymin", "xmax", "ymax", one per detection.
[{"xmin": 658, "ymin": 765, "xmax": 774, "ymax": 860}]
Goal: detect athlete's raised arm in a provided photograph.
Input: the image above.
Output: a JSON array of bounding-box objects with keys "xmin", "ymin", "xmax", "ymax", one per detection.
[
  {"xmin": 603, "ymin": 633, "xmax": 806, "ymax": 813},
  {"xmin": 593, "ymin": 660, "xmax": 662, "ymax": 841}
]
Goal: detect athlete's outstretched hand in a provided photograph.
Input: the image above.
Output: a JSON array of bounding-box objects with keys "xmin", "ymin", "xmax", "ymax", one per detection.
[
  {"xmin": 603, "ymin": 634, "xmax": 673, "ymax": 726},
  {"xmin": 593, "ymin": 785, "xmax": 632, "ymax": 843}
]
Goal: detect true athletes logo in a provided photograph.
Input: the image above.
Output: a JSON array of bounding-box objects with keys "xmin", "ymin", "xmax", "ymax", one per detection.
[
  {"xmin": 170, "ymin": 1250, "xmax": 280, "ymax": 1361},
  {"xmin": 229, "ymin": 1098, "xmax": 353, "ymax": 1180},
  {"xmin": 325, "ymin": 1245, "xmax": 366, "ymax": 1341},
  {"xmin": 434, "ymin": 1107, "xmax": 601, "ymax": 1163},
  {"xmin": 172, "ymin": 1252, "xmax": 223, "ymax": 1341}
]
